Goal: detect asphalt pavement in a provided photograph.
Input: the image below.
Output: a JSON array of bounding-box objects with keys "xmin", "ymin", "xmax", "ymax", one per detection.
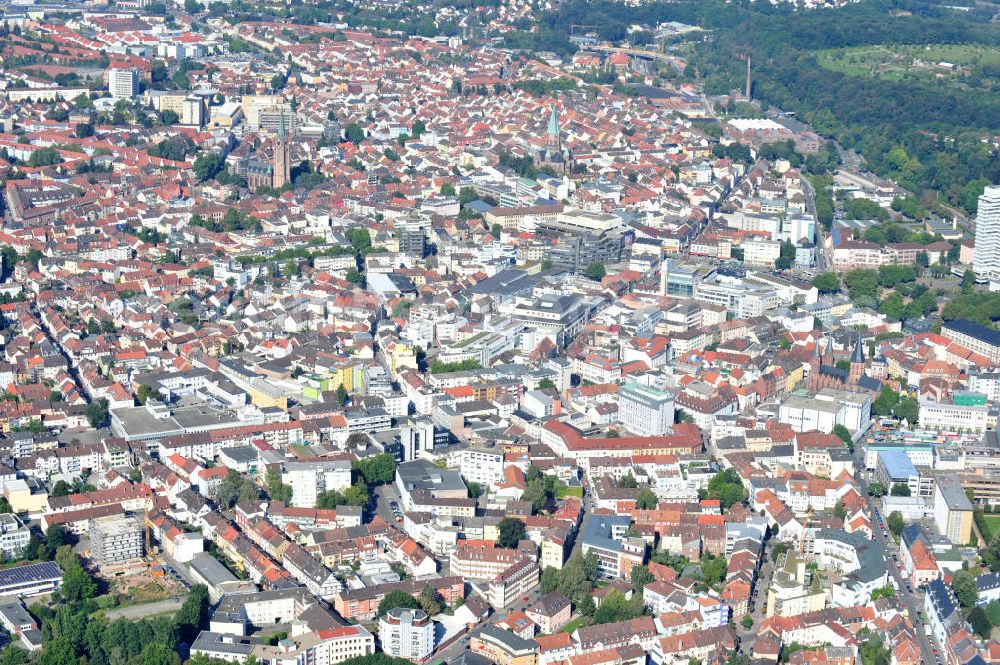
[
  {"xmin": 435, "ymin": 629, "xmax": 472, "ymax": 663},
  {"xmin": 374, "ymin": 484, "xmax": 403, "ymax": 526},
  {"xmin": 104, "ymin": 597, "xmax": 183, "ymax": 620},
  {"xmin": 159, "ymin": 550, "xmax": 197, "ymax": 590}
]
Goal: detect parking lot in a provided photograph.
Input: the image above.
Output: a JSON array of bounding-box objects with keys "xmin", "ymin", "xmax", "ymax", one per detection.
[{"xmin": 374, "ymin": 485, "xmax": 404, "ymax": 525}]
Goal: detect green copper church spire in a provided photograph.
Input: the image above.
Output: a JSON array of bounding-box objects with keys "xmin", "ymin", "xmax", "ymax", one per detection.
[{"xmin": 546, "ymin": 104, "xmax": 560, "ymax": 151}]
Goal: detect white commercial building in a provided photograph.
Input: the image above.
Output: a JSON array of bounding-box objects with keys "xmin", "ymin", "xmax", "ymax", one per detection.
[
  {"xmin": 618, "ymin": 382, "xmax": 675, "ymax": 437},
  {"xmin": 778, "ymin": 395, "xmax": 841, "ymax": 433},
  {"xmin": 918, "ymin": 398, "xmax": 989, "ymax": 433},
  {"xmin": 778, "ymin": 388, "xmax": 870, "ymax": 434},
  {"xmin": 743, "ymin": 238, "xmax": 782, "ymax": 268},
  {"xmin": 933, "ymin": 473, "xmax": 974, "ymax": 545}
]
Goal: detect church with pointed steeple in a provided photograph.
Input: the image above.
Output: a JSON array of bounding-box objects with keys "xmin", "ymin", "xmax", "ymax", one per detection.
[
  {"xmin": 534, "ymin": 104, "xmax": 573, "ymax": 175},
  {"xmin": 245, "ymin": 111, "xmax": 293, "ymax": 193},
  {"xmin": 272, "ymin": 111, "xmax": 290, "ymax": 190},
  {"xmin": 546, "ymin": 104, "xmax": 561, "ymax": 151},
  {"xmin": 807, "ymin": 334, "xmax": 883, "ymax": 393}
]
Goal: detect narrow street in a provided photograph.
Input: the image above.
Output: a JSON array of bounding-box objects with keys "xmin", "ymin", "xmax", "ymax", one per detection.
[
  {"xmin": 736, "ymin": 549, "xmax": 775, "ymax": 655},
  {"xmin": 160, "ymin": 549, "xmax": 199, "ymax": 590},
  {"xmin": 569, "ymin": 494, "xmax": 595, "ymax": 560},
  {"xmin": 34, "ymin": 306, "xmax": 91, "ymax": 405},
  {"xmin": 854, "ymin": 447, "xmax": 939, "ymax": 665}
]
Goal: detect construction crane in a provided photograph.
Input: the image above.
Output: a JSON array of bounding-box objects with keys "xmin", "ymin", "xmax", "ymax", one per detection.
[
  {"xmin": 744, "ymin": 0, "xmax": 754, "ymax": 99},
  {"xmin": 144, "ymin": 503, "xmax": 152, "ymax": 557}
]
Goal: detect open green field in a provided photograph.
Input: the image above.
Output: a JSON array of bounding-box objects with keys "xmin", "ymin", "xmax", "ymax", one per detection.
[
  {"xmin": 554, "ymin": 481, "xmax": 583, "ymax": 498},
  {"xmin": 815, "ymin": 43, "xmax": 1000, "ymax": 83},
  {"xmin": 976, "ymin": 511, "xmax": 1000, "ymax": 542}
]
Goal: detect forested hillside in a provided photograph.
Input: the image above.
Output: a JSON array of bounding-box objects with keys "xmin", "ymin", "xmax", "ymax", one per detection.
[{"xmin": 503, "ymin": 0, "xmax": 1000, "ymax": 213}]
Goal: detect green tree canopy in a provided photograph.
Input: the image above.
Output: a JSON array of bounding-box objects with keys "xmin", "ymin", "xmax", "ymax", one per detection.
[
  {"xmin": 699, "ymin": 553, "xmax": 727, "ymax": 586},
  {"xmin": 193, "ymin": 153, "xmax": 222, "ymax": 182},
  {"xmin": 637, "ymin": 488, "xmax": 658, "ymax": 510},
  {"xmin": 344, "ymin": 123, "xmax": 365, "ymax": 143},
  {"xmin": 887, "ymin": 511, "xmax": 904, "ymax": 537},
  {"xmin": 970, "ymin": 606, "xmax": 991, "ymax": 639},
  {"xmin": 952, "ymin": 568, "xmax": 978, "ymax": 608},
  {"xmin": 497, "ymin": 517, "xmax": 526, "ymax": 548},
  {"xmin": 377, "ymin": 590, "xmax": 420, "ymax": 618},
  {"xmin": 871, "ymin": 387, "xmax": 900, "ymax": 417},
  {"xmin": 352, "ymin": 453, "xmax": 397, "ymax": 485},
  {"xmin": 843, "ymin": 269, "xmax": 880, "ymax": 306},
  {"xmin": 704, "ymin": 469, "xmax": 746, "ymax": 509},
  {"xmin": 812, "ymin": 272, "xmax": 840, "ymax": 294},
  {"xmin": 890, "ymin": 483, "xmax": 911, "ymax": 497},
  {"xmin": 583, "ymin": 262, "xmax": 606, "ymax": 281},
  {"xmin": 28, "ymin": 148, "xmax": 63, "ymax": 167},
  {"xmin": 833, "ymin": 424, "xmax": 853, "ymax": 447},
  {"xmin": 630, "ymin": 564, "xmax": 654, "ymax": 590},
  {"xmin": 85, "ymin": 399, "xmax": 109, "ymax": 429},
  {"xmin": 417, "ymin": 585, "xmax": 443, "ymax": 616},
  {"xmin": 521, "ymin": 478, "xmax": 550, "ymax": 513},
  {"xmin": 591, "ymin": 590, "xmax": 644, "ymax": 625},
  {"xmin": 215, "ymin": 469, "xmax": 258, "ymax": 509},
  {"xmin": 533, "ymin": 567, "xmax": 557, "ymax": 598}
]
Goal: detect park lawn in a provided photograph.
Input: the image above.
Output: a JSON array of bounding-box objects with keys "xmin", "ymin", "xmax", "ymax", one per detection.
[
  {"xmin": 816, "ymin": 44, "xmax": 1000, "ymax": 83},
  {"xmin": 561, "ymin": 616, "xmax": 590, "ymax": 634},
  {"xmin": 555, "ymin": 483, "xmax": 583, "ymax": 498},
  {"xmin": 976, "ymin": 512, "xmax": 1000, "ymax": 542}
]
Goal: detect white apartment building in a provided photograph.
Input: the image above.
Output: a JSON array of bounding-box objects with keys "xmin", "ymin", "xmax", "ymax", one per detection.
[
  {"xmin": 934, "ymin": 473, "xmax": 974, "ymax": 545},
  {"xmin": 317, "ymin": 625, "xmax": 376, "ymax": 664},
  {"xmin": 968, "ymin": 372, "xmax": 1000, "ymax": 402},
  {"xmin": 618, "ymin": 382, "xmax": 675, "ymax": 437},
  {"xmin": 974, "ymin": 185, "xmax": 1000, "ymax": 283},
  {"xmin": 449, "ymin": 546, "xmax": 525, "ymax": 580},
  {"xmin": 282, "ymin": 460, "xmax": 352, "ymax": 508},
  {"xmin": 812, "ymin": 529, "xmax": 889, "ymax": 607},
  {"xmin": 488, "ymin": 557, "xmax": 540, "ymax": 609},
  {"xmin": 445, "ymin": 447, "xmax": 504, "ymax": 486},
  {"xmin": 0, "ymin": 514, "xmax": 31, "ymax": 557},
  {"xmin": 109, "ymin": 68, "xmax": 139, "ymax": 99},
  {"xmin": 378, "ymin": 608, "xmax": 434, "ymax": 662},
  {"xmin": 192, "ymin": 626, "xmax": 375, "ymax": 665},
  {"xmin": 832, "ymin": 241, "xmax": 888, "ymax": 270}
]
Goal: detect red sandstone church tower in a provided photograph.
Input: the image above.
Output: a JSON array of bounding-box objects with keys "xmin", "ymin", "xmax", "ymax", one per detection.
[{"xmin": 272, "ymin": 111, "xmax": 290, "ymax": 189}]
